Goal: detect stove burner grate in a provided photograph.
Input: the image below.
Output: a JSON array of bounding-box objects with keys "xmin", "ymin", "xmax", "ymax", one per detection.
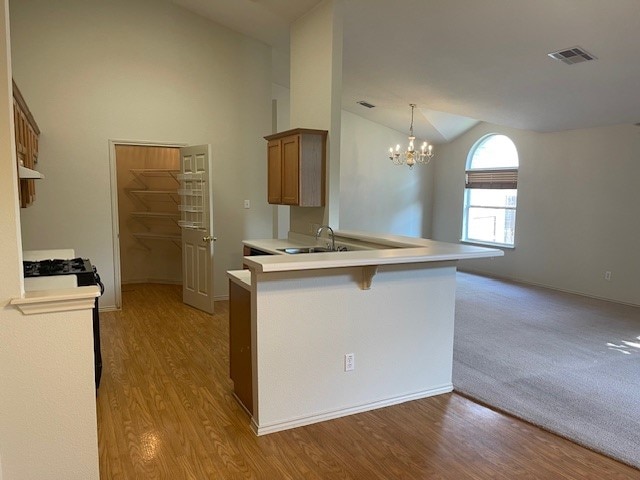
[{"xmin": 23, "ymin": 257, "xmax": 94, "ymax": 278}]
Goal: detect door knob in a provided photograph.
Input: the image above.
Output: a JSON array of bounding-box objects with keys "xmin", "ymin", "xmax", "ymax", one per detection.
[{"xmin": 202, "ymin": 236, "xmax": 217, "ymax": 243}]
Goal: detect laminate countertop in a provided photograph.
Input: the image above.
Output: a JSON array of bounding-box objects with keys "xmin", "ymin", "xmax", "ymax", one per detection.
[{"xmin": 242, "ymin": 230, "xmax": 503, "ymax": 273}]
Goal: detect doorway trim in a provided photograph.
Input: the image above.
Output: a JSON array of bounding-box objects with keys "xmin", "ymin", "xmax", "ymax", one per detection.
[{"xmin": 108, "ymin": 139, "xmax": 187, "ymax": 309}]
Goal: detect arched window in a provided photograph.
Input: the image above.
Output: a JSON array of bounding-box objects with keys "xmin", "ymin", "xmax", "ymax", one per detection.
[{"xmin": 462, "ymin": 134, "xmax": 518, "ymax": 247}]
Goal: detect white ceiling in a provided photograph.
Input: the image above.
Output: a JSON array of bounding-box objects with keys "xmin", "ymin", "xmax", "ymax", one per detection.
[{"xmin": 172, "ymin": 0, "xmax": 640, "ymax": 143}]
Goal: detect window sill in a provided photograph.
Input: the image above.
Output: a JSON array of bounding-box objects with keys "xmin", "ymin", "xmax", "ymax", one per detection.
[{"xmin": 460, "ymin": 239, "xmax": 515, "ymax": 250}]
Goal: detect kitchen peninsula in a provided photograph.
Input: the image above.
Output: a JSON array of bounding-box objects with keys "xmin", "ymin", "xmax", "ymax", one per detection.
[{"xmin": 230, "ymin": 231, "xmax": 502, "ymax": 435}]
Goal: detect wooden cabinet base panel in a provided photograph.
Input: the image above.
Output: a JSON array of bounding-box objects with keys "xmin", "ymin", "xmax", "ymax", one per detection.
[{"xmin": 229, "ymin": 280, "xmax": 253, "ymax": 414}]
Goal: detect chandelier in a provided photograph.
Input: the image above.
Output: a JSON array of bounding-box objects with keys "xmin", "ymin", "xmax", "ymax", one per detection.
[{"xmin": 388, "ymin": 104, "xmax": 434, "ymax": 167}]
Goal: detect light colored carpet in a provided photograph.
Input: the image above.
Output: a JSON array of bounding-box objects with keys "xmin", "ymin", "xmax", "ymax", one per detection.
[{"xmin": 453, "ymin": 272, "xmax": 640, "ymax": 469}]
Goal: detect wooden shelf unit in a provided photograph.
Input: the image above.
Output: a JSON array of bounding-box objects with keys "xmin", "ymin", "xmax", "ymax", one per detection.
[
  {"xmin": 128, "ymin": 168, "xmax": 181, "ymax": 248},
  {"xmin": 131, "ymin": 232, "xmax": 181, "ymax": 250},
  {"xmin": 132, "ymin": 232, "xmax": 181, "ymax": 241},
  {"xmin": 130, "ymin": 168, "xmax": 179, "ymax": 176},
  {"xmin": 130, "ymin": 211, "xmax": 180, "ymax": 219}
]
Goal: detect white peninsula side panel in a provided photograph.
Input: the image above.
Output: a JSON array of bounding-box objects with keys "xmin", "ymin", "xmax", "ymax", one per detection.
[
  {"xmin": 7, "ymin": 286, "xmax": 100, "ymax": 480},
  {"xmin": 251, "ymin": 261, "xmax": 457, "ymax": 435}
]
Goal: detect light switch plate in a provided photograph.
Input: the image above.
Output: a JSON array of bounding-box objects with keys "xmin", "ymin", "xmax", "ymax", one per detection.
[{"xmin": 345, "ymin": 353, "xmax": 355, "ymax": 372}]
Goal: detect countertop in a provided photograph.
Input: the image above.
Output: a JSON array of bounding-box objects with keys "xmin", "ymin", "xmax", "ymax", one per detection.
[
  {"xmin": 227, "ymin": 269, "xmax": 251, "ymax": 289},
  {"xmin": 242, "ymin": 231, "xmax": 503, "ymax": 273}
]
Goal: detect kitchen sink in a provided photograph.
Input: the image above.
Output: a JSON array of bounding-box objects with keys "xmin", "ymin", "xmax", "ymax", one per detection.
[{"xmin": 277, "ymin": 247, "xmax": 334, "ymax": 254}]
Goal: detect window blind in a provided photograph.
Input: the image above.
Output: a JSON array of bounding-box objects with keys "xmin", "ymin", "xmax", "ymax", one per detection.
[{"xmin": 465, "ymin": 169, "xmax": 518, "ymax": 189}]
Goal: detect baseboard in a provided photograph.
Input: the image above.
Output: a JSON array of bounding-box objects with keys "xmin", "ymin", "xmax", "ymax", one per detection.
[
  {"xmin": 101, "ymin": 296, "xmax": 227, "ymax": 312},
  {"xmin": 121, "ymin": 281, "xmax": 227, "ymax": 300},
  {"xmin": 122, "ymin": 278, "xmax": 182, "ymax": 285},
  {"xmin": 458, "ymin": 268, "xmax": 639, "ymax": 308},
  {"xmin": 251, "ymin": 384, "xmax": 453, "ymax": 436},
  {"xmin": 99, "ymin": 305, "xmax": 119, "ymax": 313},
  {"xmin": 104, "ymin": 282, "xmax": 227, "ymax": 311}
]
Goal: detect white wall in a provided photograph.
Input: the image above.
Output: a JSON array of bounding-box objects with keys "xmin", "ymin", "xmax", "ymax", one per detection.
[
  {"xmin": 340, "ymin": 110, "xmax": 434, "ymax": 237},
  {"xmin": 0, "ymin": 1, "xmax": 19, "ymax": 289},
  {"xmin": 0, "ymin": 0, "xmax": 23, "ymax": 474},
  {"xmin": 10, "ymin": 0, "xmax": 274, "ymax": 306},
  {"xmin": 432, "ymin": 121, "xmax": 640, "ymax": 306},
  {"xmin": 289, "ymin": 0, "xmax": 343, "ymax": 234},
  {"xmin": 271, "ymin": 83, "xmax": 290, "ymax": 238},
  {"xmin": 1, "ymin": 2, "xmax": 99, "ymax": 477}
]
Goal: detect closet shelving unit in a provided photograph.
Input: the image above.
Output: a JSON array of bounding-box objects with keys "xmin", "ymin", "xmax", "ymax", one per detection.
[
  {"xmin": 127, "ymin": 168, "xmax": 182, "ymax": 249},
  {"xmin": 131, "ymin": 232, "xmax": 182, "ymax": 248},
  {"xmin": 130, "ymin": 211, "xmax": 180, "ymax": 220},
  {"xmin": 128, "ymin": 169, "xmax": 179, "ymax": 204},
  {"xmin": 130, "ymin": 168, "xmax": 179, "ymax": 182}
]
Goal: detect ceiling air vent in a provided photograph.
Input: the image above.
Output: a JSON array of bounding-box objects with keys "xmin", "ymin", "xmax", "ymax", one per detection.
[
  {"xmin": 356, "ymin": 100, "xmax": 376, "ymax": 109},
  {"xmin": 548, "ymin": 46, "xmax": 597, "ymax": 65}
]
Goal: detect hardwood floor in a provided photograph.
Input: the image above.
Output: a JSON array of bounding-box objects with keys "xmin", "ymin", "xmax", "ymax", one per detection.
[{"xmin": 97, "ymin": 284, "xmax": 639, "ymax": 479}]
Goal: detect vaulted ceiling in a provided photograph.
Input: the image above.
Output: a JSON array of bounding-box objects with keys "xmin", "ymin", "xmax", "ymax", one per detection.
[{"xmin": 173, "ymin": 0, "xmax": 640, "ymax": 143}]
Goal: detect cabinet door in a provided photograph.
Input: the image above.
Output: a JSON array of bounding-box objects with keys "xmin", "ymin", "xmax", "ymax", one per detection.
[
  {"xmin": 267, "ymin": 139, "xmax": 282, "ymax": 204},
  {"xmin": 13, "ymin": 82, "xmax": 40, "ymax": 208},
  {"xmin": 281, "ymin": 134, "xmax": 300, "ymax": 205}
]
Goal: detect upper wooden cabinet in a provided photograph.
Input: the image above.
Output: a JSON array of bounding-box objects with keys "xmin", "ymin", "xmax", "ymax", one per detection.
[
  {"xmin": 264, "ymin": 128, "xmax": 327, "ymax": 207},
  {"xmin": 13, "ymin": 80, "xmax": 41, "ymax": 208}
]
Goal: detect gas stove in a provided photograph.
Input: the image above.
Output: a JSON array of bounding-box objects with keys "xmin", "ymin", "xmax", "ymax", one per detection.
[
  {"xmin": 23, "ymin": 258, "xmax": 96, "ymax": 286},
  {"xmin": 23, "ymin": 256, "xmax": 105, "ymax": 389}
]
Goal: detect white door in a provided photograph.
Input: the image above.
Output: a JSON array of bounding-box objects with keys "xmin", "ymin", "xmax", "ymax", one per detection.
[{"xmin": 179, "ymin": 145, "xmax": 215, "ymax": 313}]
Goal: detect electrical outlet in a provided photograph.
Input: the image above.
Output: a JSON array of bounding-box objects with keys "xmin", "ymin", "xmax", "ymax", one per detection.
[
  {"xmin": 344, "ymin": 353, "xmax": 355, "ymax": 372},
  {"xmin": 244, "ymin": 199, "xmax": 250, "ymax": 209},
  {"xmin": 604, "ymin": 271, "xmax": 612, "ymax": 281}
]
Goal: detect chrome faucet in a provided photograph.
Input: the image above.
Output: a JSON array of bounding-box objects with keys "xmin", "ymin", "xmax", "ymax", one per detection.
[{"xmin": 315, "ymin": 225, "xmax": 335, "ymax": 251}]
